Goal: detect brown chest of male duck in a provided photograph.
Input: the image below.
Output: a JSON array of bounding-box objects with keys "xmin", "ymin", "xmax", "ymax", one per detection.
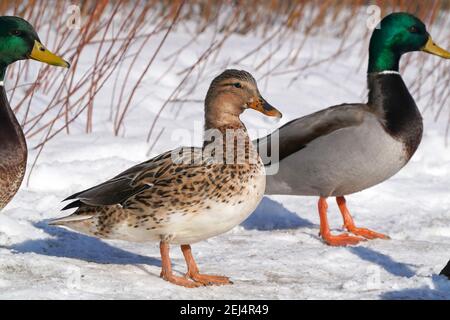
[{"xmin": 0, "ymin": 84, "xmax": 27, "ymax": 209}]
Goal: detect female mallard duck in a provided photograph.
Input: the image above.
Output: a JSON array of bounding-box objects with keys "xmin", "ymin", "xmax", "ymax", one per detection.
[
  {"xmin": 51, "ymin": 69, "xmax": 282, "ymax": 287},
  {"xmin": 0, "ymin": 16, "xmax": 69, "ymax": 210},
  {"xmin": 257, "ymin": 12, "xmax": 450, "ymax": 246}
]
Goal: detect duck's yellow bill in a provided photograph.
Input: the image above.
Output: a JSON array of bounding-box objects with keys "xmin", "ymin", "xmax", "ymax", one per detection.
[
  {"xmin": 248, "ymin": 97, "xmax": 282, "ymax": 119},
  {"xmin": 422, "ymin": 36, "xmax": 450, "ymax": 59},
  {"xmin": 29, "ymin": 40, "xmax": 70, "ymax": 68}
]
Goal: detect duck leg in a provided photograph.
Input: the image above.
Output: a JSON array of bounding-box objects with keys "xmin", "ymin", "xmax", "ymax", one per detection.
[
  {"xmin": 336, "ymin": 196, "xmax": 390, "ymax": 240},
  {"xmin": 318, "ymin": 197, "xmax": 365, "ymax": 246},
  {"xmin": 159, "ymin": 241, "xmax": 201, "ymax": 288},
  {"xmin": 181, "ymin": 244, "xmax": 232, "ymax": 286}
]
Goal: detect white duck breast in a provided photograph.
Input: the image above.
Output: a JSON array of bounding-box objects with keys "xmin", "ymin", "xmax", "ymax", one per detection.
[{"xmin": 160, "ymin": 169, "xmax": 266, "ymax": 244}]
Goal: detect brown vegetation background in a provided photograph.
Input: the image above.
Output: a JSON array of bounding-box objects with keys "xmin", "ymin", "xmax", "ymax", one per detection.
[{"xmin": 0, "ymin": 0, "xmax": 449, "ymax": 172}]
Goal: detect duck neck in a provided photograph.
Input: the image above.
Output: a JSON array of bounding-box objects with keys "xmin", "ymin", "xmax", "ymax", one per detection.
[
  {"xmin": 203, "ymin": 113, "xmax": 249, "ymax": 149},
  {"xmin": 367, "ymin": 29, "xmax": 401, "ymax": 73},
  {"xmin": 0, "ymin": 74, "xmax": 27, "ymax": 151},
  {"xmin": 367, "ymin": 72, "xmax": 423, "ymax": 158},
  {"xmin": 368, "ymin": 48, "xmax": 400, "ymax": 73},
  {"xmin": 204, "ymin": 106, "xmax": 245, "ymax": 131},
  {"xmin": 367, "ymin": 72, "xmax": 414, "ymax": 117},
  {"xmin": 0, "ymin": 72, "xmax": 27, "ymax": 209},
  {"xmin": 203, "ymin": 107, "xmax": 258, "ymax": 164}
]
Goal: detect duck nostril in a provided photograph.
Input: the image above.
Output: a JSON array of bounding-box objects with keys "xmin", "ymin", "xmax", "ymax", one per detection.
[{"xmin": 39, "ymin": 47, "xmax": 46, "ymax": 52}]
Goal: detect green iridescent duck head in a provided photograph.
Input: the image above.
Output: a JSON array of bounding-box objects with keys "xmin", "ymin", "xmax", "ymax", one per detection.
[
  {"xmin": 368, "ymin": 12, "xmax": 450, "ymax": 73},
  {"xmin": 0, "ymin": 16, "xmax": 69, "ymax": 81}
]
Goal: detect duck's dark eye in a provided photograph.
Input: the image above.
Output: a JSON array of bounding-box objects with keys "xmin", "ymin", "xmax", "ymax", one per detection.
[
  {"xmin": 408, "ymin": 26, "xmax": 419, "ymax": 34},
  {"xmin": 10, "ymin": 30, "xmax": 22, "ymax": 36},
  {"xmin": 233, "ymin": 83, "xmax": 242, "ymax": 88}
]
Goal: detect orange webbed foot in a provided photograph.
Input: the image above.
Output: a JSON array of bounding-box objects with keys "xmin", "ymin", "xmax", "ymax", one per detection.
[
  {"xmin": 187, "ymin": 272, "xmax": 233, "ymax": 286},
  {"xmin": 346, "ymin": 227, "xmax": 390, "ymax": 240},
  {"xmin": 181, "ymin": 244, "xmax": 233, "ymax": 286},
  {"xmin": 320, "ymin": 232, "xmax": 366, "ymax": 247},
  {"xmin": 160, "ymin": 271, "xmax": 204, "ymax": 288},
  {"xmin": 336, "ymin": 197, "xmax": 390, "ymax": 241}
]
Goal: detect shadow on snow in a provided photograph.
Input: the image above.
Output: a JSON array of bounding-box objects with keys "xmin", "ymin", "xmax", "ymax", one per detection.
[
  {"xmin": 348, "ymin": 246, "xmax": 415, "ymax": 278},
  {"xmin": 7, "ymin": 221, "xmax": 161, "ymax": 267},
  {"xmin": 381, "ymin": 274, "xmax": 450, "ymax": 299},
  {"xmin": 242, "ymin": 197, "xmax": 313, "ymax": 231},
  {"xmin": 8, "ymin": 196, "xmax": 310, "ymax": 267},
  {"xmin": 348, "ymin": 247, "xmax": 450, "ymax": 299}
]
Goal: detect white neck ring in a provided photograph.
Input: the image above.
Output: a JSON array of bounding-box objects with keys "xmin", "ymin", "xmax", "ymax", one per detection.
[{"xmin": 377, "ymin": 70, "xmax": 401, "ymax": 76}]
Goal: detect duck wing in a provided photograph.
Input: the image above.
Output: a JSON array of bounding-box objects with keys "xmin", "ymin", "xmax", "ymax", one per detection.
[
  {"xmin": 62, "ymin": 147, "xmax": 203, "ymax": 209},
  {"xmin": 255, "ymin": 103, "xmax": 369, "ymax": 162}
]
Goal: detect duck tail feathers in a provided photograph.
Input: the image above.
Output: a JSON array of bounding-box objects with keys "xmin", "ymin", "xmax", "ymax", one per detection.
[{"xmin": 48, "ymin": 214, "xmax": 94, "ymax": 226}]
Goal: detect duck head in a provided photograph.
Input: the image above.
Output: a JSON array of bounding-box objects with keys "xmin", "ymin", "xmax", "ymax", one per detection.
[
  {"xmin": 204, "ymin": 69, "xmax": 281, "ymax": 130},
  {"xmin": 368, "ymin": 12, "xmax": 450, "ymax": 73},
  {"xmin": 0, "ymin": 16, "xmax": 69, "ymax": 81}
]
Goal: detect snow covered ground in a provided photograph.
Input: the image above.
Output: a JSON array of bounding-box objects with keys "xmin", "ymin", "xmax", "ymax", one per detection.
[{"xmin": 0, "ymin": 10, "xmax": 449, "ymax": 299}]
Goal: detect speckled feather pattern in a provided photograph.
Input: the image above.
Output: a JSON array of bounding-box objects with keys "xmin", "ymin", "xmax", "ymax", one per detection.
[
  {"xmin": 263, "ymin": 74, "xmax": 423, "ymax": 197},
  {"xmin": 54, "ymin": 125, "xmax": 265, "ymax": 244},
  {"xmin": 51, "ymin": 69, "xmax": 272, "ymax": 245},
  {"xmin": 0, "ymin": 153, "xmax": 26, "ymax": 210}
]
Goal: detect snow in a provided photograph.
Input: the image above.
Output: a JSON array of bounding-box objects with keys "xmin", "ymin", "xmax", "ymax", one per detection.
[{"xmin": 1, "ymin": 10, "xmax": 450, "ymax": 300}]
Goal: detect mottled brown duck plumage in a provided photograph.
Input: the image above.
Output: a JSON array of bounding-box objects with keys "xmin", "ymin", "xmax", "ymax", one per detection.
[{"xmin": 51, "ymin": 69, "xmax": 282, "ymax": 287}]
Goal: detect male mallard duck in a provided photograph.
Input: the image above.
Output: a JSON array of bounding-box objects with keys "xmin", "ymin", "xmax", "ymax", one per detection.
[
  {"xmin": 50, "ymin": 69, "xmax": 282, "ymax": 287},
  {"xmin": 257, "ymin": 12, "xmax": 450, "ymax": 246},
  {"xmin": 0, "ymin": 16, "xmax": 69, "ymax": 210}
]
